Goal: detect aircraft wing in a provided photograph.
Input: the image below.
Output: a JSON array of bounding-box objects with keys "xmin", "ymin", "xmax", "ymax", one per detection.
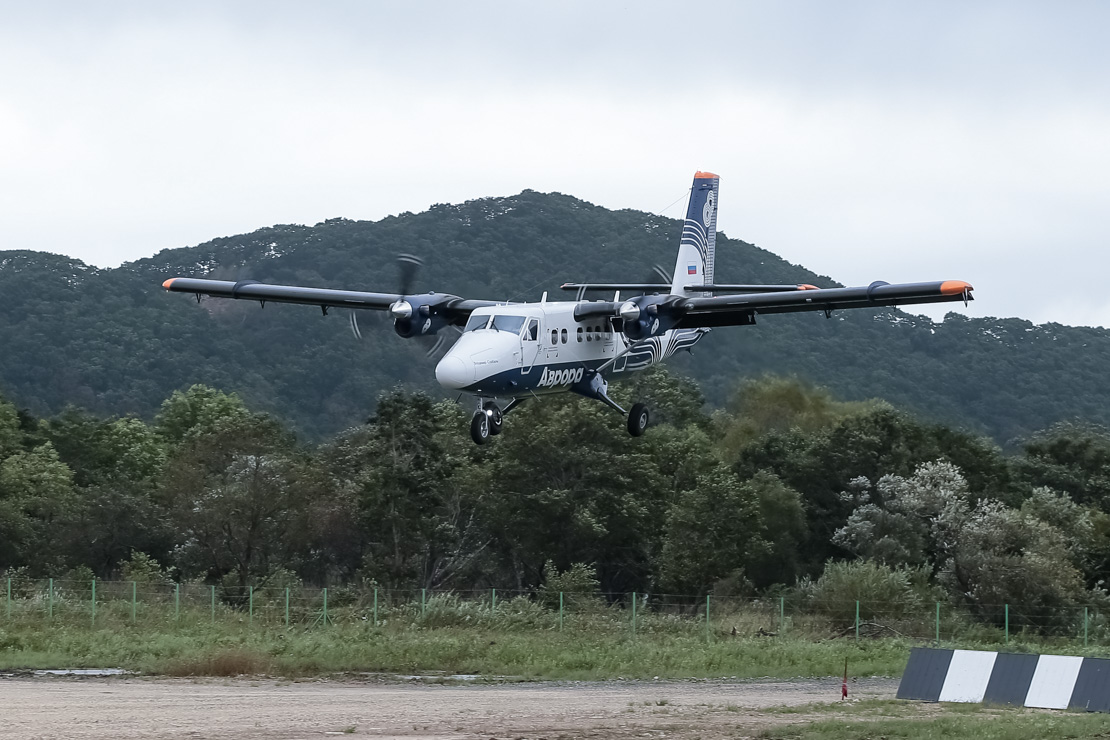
[
  {"xmin": 673, "ymin": 280, "xmax": 973, "ymax": 328},
  {"xmin": 161, "ymin": 277, "xmax": 500, "ymax": 324}
]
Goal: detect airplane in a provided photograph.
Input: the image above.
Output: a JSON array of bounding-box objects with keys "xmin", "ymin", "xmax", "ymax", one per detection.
[{"xmin": 162, "ymin": 171, "xmax": 974, "ymax": 445}]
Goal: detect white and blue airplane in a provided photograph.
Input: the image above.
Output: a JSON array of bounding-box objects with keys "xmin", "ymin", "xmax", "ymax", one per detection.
[{"xmin": 163, "ymin": 172, "xmax": 974, "ymax": 444}]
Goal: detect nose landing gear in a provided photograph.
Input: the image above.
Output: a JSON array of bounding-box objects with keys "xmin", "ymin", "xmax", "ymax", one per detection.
[{"xmin": 470, "ymin": 400, "xmax": 503, "ymax": 445}]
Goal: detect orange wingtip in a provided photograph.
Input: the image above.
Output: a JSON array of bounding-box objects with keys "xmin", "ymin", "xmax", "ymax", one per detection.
[
  {"xmin": 694, "ymin": 171, "xmax": 719, "ymax": 180},
  {"xmin": 940, "ymin": 280, "xmax": 973, "ymax": 295},
  {"xmin": 798, "ymin": 284, "xmax": 819, "ymax": 290},
  {"xmin": 162, "ymin": 278, "xmax": 177, "ymax": 290}
]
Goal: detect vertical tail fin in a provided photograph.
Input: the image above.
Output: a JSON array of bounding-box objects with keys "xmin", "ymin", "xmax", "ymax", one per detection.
[{"xmin": 670, "ymin": 171, "xmax": 719, "ymax": 297}]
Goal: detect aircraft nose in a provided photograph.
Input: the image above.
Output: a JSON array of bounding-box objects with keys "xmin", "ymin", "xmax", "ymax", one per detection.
[{"xmin": 435, "ymin": 356, "xmax": 472, "ymax": 390}]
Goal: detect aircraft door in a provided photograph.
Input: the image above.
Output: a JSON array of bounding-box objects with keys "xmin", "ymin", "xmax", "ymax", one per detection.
[{"xmin": 521, "ymin": 318, "xmax": 541, "ymax": 373}]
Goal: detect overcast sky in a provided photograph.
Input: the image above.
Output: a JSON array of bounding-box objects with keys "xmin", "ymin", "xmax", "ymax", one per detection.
[{"xmin": 2, "ymin": 2, "xmax": 1108, "ymax": 326}]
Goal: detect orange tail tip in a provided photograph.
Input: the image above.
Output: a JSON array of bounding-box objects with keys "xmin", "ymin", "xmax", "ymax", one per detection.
[
  {"xmin": 162, "ymin": 278, "xmax": 177, "ymax": 290},
  {"xmin": 798, "ymin": 284, "xmax": 819, "ymax": 290},
  {"xmin": 694, "ymin": 170, "xmax": 719, "ymax": 180},
  {"xmin": 939, "ymin": 280, "xmax": 973, "ymax": 295}
]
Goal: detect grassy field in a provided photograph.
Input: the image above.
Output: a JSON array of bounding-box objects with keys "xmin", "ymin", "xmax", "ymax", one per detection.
[
  {"xmin": 2, "ymin": 587, "xmax": 1109, "ymax": 679},
  {"xmin": 0, "ymin": 619, "xmax": 913, "ymax": 678},
  {"xmin": 759, "ymin": 699, "xmax": 1110, "ymax": 739}
]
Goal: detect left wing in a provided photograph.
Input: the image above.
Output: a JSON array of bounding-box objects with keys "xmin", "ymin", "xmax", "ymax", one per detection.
[
  {"xmin": 573, "ymin": 279, "xmax": 974, "ymax": 338},
  {"xmin": 674, "ymin": 280, "xmax": 974, "ymax": 328}
]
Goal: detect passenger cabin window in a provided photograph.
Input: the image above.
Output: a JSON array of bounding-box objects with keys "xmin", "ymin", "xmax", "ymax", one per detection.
[
  {"xmin": 550, "ymin": 329, "xmax": 558, "ymax": 345},
  {"xmin": 560, "ymin": 328, "xmax": 568, "ymax": 344},
  {"xmin": 464, "ymin": 314, "xmax": 490, "ymax": 332},
  {"xmin": 491, "ymin": 315, "xmax": 526, "ymax": 334},
  {"xmin": 585, "ymin": 326, "xmax": 593, "ymax": 341},
  {"xmin": 576, "ymin": 327, "xmax": 583, "ymax": 342}
]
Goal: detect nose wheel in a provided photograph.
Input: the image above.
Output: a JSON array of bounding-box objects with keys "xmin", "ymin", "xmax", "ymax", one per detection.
[{"xmin": 470, "ymin": 401, "xmax": 503, "ymax": 445}]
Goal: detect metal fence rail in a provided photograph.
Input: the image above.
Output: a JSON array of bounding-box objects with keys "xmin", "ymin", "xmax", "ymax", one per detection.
[{"xmin": 3, "ymin": 577, "xmax": 1105, "ymax": 647}]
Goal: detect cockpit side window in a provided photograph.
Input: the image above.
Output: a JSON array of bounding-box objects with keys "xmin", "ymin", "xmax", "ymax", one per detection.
[
  {"xmin": 525, "ymin": 319, "xmax": 539, "ymax": 341},
  {"xmin": 464, "ymin": 314, "xmax": 491, "ymax": 332},
  {"xmin": 491, "ymin": 315, "xmax": 527, "ymax": 334}
]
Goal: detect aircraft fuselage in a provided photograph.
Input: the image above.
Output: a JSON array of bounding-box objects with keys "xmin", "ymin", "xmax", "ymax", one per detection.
[{"xmin": 434, "ymin": 301, "xmax": 706, "ymax": 398}]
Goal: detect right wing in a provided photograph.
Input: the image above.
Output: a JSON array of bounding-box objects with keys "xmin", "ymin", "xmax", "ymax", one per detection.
[{"xmin": 161, "ymin": 277, "xmax": 499, "ymax": 325}]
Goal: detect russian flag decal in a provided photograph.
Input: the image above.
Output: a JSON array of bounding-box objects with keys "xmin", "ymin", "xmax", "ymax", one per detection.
[{"xmin": 687, "ymin": 264, "xmax": 697, "ymax": 275}]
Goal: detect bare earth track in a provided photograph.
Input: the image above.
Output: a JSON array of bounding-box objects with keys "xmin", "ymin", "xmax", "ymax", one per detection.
[{"xmin": 0, "ymin": 675, "xmax": 898, "ymax": 740}]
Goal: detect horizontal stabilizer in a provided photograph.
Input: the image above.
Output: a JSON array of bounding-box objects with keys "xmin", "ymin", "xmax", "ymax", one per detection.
[{"xmin": 562, "ymin": 283, "xmax": 821, "ymax": 295}]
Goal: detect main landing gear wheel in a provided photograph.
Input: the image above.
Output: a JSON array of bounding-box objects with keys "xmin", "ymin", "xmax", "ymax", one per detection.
[
  {"xmin": 470, "ymin": 411, "xmax": 491, "ymax": 445},
  {"xmin": 627, "ymin": 403, "xmax": 650, "ymax": 437},
  {"xmin": 484, "ymin": 402, "xmax": 503, "ymax": 436}
]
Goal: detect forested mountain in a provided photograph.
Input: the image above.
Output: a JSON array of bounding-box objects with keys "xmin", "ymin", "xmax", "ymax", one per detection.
[{"xmin": 1, "ymin": 189, "xmax": 1107, "ymax": 443}]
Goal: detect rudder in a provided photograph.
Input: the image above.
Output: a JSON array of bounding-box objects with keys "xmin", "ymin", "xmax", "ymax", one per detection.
[{"xmin": 670, "ymin": 171, "xmax": 719, "ymax": 296}]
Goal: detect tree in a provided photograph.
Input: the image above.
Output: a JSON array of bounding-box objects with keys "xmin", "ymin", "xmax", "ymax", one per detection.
[
  {"xmin": 715, "ymin": 376, "xmax": 877, "ymax": 461},
  {"xmin": 0, "ymin": 442, "xmax": 75, "ymax": 571},
  {"xmin": 834, "ymin": 460, "xmax": 1092, "ymax": 628},
  {"xmin": 325, "ymin": 390, "xmax": 487, "ymax": 590},
  {"xmin": 155, "ymin": 385, "xmax": 253, "ymax": 445},
  {"xmin": 0, "ymin": 395, "xmax": 23, "ymax": 460},
  {"xmin": 40, "ymin": 409, "xmax": 171, "ymax": 576},
  {"xmin": 1017, "ymin": 422, "xmax": 1110, "ymax": 508},
  {"xmin": 658, "ymin": 466, "xmax": 766, "ymax": 595},
  {"xmin": 482, "ymin": 393, "xmax": 671, "ymax": 593},
  {"xmin": 160, "ymin": 411, "xmax": 323, "ymax": 591}
]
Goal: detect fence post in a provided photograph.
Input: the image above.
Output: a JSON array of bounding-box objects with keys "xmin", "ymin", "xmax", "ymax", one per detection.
[
  {"xmin": 935, "ymin": 602, "xmax": 940, "ymax": 646},
  {"xmin": 249, "ymin": 586, "xmax": 254, "ymax": 625},
  {"xmin": 492, "ymin": 588, "xmax": 496, "ymax": 612},
  {"xmin": 91, "ymin": 578, "xmax": 96, "ymax": 627},
  {"xmin": 421, "ymin": 588, "xmax": 426, "ymax": 617},
  {"xmin": 6, "ymin": 577, "xmax": 10, "ymax": 619},
  {"xmin": 285, "ymin": 587, "xmax": 290, "ymax": 627},
  {"xmin": 855, "ymin": 600, "xmax": 859, "ymax": 641},
  {"xmin": 559, "ymin": 591, "xmax": 563, "ymax": 631},
  {"xmin": 210, "ymin": 585, "xmax": 215, "ymax": 623},
  {"xmin": 323, "ymin": 587, "xmax": 329, "ymax": 626},
  {"xmin": 131, "ymin": 581, "xmax": 136, "ymax": 624},
  {"xmin": 632, "ymin": 592, "xmax": 637, "ymax": 637},
  {"xmin": 175, "ymin": 583, "xmax": 180, "ymax": 622},
  {"xmin": 1085, "ymin": 606, "xmax": 1089, "ymax": 648},
  {"xmin": 373, "ymin": 587, "xmax": 378, "ymax": 627},
  {"xmin": 780, "ymin": 596, "xmax": 784, "ymax": 634},
  {"xmin": 706, "ymin": 594, "xmax": 711, "ymax": 642},
  {"xmin": 1005, "ymin": 604, "xmax": 1009, "ymax": 644},
  {"xmin": 49, "ymin": 578, "xmax": 54, "ymax": 620}
]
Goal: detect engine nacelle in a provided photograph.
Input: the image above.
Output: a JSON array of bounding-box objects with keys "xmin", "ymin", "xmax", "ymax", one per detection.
[
  {"xmin": 620, "ymin": 296, "xmax": 681, "ymax": 341},
  {"xmin": 391, "ymin": 295, "xmax": 451, "ymax": 338}
]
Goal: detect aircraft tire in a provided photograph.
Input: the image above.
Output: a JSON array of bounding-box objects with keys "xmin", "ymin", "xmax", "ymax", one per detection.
[
  {"xmin": 628, "ymin": 403, "xmax": 649, "ymax": 437},
  {"xmin": 485, "ymin": 402, "xmax": 503, "ymax": 435},
  {"xmin": 470, "ymin": 412, "xmax": 491, "ymax": 445}
]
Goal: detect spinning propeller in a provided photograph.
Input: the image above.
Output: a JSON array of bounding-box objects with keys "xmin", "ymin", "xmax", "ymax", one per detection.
[{"xmin": 348, "ymin": 254, "xmax": 452, "ymax": 358}]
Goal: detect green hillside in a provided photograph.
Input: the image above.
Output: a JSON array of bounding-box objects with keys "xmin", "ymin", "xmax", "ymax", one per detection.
[{"xmin": 0, "ymin": 189, "xmax": 1105, "ymax": 442}]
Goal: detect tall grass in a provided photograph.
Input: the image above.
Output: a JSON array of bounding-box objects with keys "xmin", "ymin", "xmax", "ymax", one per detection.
[{"xmin": 2, "ymin": 581, "xmax": 1108, "ymax": 678}]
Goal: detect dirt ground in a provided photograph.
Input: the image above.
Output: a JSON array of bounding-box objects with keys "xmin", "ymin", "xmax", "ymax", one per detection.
[{"xmin": 0, "ymin": 674, "xmax": 899, "ymax": 740}]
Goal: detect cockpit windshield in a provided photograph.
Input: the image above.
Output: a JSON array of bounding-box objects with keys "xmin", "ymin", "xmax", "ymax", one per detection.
[
  {"xmin": 464, "ymin": 314, "xmax": 528, "ymax": 334},
  {"xmin": 490, "ymin": 315, "xmax": 527, "ymax": 334},
  {"xmin": 464, "ymin": 314, "xmax": 491, "ymax": 332}
]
